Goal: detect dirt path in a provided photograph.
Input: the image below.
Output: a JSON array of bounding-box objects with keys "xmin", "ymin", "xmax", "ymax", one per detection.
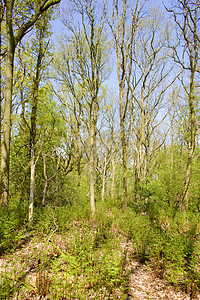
[
  {"xmin": 126, "ymin": 260, "xmax": 192, "ymax": 300},
  {"xmin": 121, "ymin": 239, "xmax": 199, "ymax": 300},
  {"xmin": 0, "ymin": 234, "xmax": 199, "ymax": 299}
]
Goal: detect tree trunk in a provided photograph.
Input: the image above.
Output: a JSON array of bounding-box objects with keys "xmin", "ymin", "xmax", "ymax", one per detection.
[
  {"xmin": 0, "ymin": 2, "xmax": 14, "ymax": 205},
  {"xmin": 101, "ymin": 154, "xmax": 107, "ymax": 202},
  {"xmin": 89, "ymin": 115, "xmax": 95, "ymax": 213},
  {"xmin": 169, "ymin": 103, "xmax": 175, "ymax": 206},
  {"xmin": 135, "ymin": 86, "xmax": 145, "ymax": 203},
  {"xmin": 29, "ymin": 148, "xmax": 35, "ymax": 222},
  {"xmin": 121, "ymin": 129, "xmax": 127, "ymax": 209},
  {"xmin": 42, "ymin": 153, "xmax": 60, "ymax": 206},
  {"xmin": 178, "ymin": 70, "xmax": 196, "ymax": 211},
  {"xmin": 42, "ymin": 154, "xmax": 48, "ymax": 206},
  {"xmin": 167, "ymin": 0, "xmax": 198, "ymax": 212},
  {"xmin": 119, "ymin": 84, "xmax": 128, "ymax": 209},
  {"xmin": 29, "ymin": 20, "xmax": 45, "ymax": 221},
  {"xmin": 111, "ymin": 157, "xmax": 115, "ymax": 200}
]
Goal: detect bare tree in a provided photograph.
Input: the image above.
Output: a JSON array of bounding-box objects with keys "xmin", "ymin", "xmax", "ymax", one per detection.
[
  {"xmin": 107, "ymin": 0, "xmax": 147, "ymax": 209},
  {"xmin": 166, "ymin": 0, "xmax": 200, "ymax": 211},
  {"xmin": 128, "ymin": 11, "xmax": 174, "ymax": 202},
  {"xmin": 98, "ymin": 95, "xmax": 120, "ymax": 201},
  {"xmin": 55, "ymin": 0, "xmax": 110, "ymax": 213}
]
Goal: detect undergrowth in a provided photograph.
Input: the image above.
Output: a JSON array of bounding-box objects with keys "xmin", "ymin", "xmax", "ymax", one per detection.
[
  {"xmin": 0, "ymin": 206, "xmax": 27, "ymax": 255},
  {"xmin": 0, "ymin": 204, "xmax": 128, "ymax": 299},
  {"xmin": 118, "ymin": 207, "xmax": 200, "ymax": 297},
  {"xmin": 0, "ymin": 202, "xmax": 200, "ymax": 298}
]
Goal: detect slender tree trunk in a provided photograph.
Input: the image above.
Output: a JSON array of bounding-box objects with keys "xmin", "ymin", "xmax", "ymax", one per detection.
[
  {"xmin": 144, "ymin": 126, "xmax": 150, "ymax": 181},
  {"xmin": 101, "ymin": 175, "xmax": 105, "ymax": 202},
  {"xmin": 18, "ymin": 47, "xmax": 27, "ymax": 135},
  {"xmin": 29, "ymin": 113, "xmax": 37, "ymax": 221},
  {"xmin": 89, "ymin": 114, "xmax": 95, "ymax": 213},
  {"xmin": 101, "ymin": 154, "xmax": 107, "ymax": 202},
  {"xmin": 18, "ymin": 48, "xmax": 29, "ymax": 203},
  {"xmin": 178, "ymin": 72, "xmax": 196, "ymax": 211},
  {"xmin": 0, "ymin": 2, "xmax": 14, "ymax": 205},
  {"xmin": 42, "ymin": 153, "xmax": 60, "ymax": 206},
  {"xmin": 29, "ymin": 20, "xmax": 45, "ymax": 221},
  {"xmin": 119, "ymin": 84, "xmax": 128, "ymax": 209},
  {"xmin": 169, "ymin": 105, "xmax": 175, "ymax": 206},
  {"xmin": 42, "ymin": 154, "xmax": 47, "ymax": 206},
  {"xmin": 29, "ymin": 46, "xmax": 41, "ymax": 218},
  {"xmin": 121, "ymin": 128, "xmax": 127, "ymax": 209},
  {"xmin": 29, "ymin": 148, "xmax": 35, "ymax": 222},
  {"xmin": 89, "ymin": 11, "xmax": 98, "ymax": 214},
  {"xmin": 170, "ymin": 119, "xmax": 174, "ymax": 173},
  {"xmin": 77, "ymin": 151, "xmax": 82, "ymax": 187},
  {"xmin": 135, "ymin": 86, "xmax": 145, "ymax": 202},
  {"xmin": 111, "ymin": 157, "xmax": 115, "ymax": 200}
]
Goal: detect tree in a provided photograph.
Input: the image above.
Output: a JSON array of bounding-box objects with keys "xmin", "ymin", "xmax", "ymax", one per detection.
[
  {"xmin": 128, "ymin": 10, "xmax": 173, "ymax": 203},
  {"xmin": 0, "ymin": 1, "xmax": 5, "ymax": 153},
  {"xmin": 12, "ymin": 8, "xmax": 58, "ymax": 221},
  {"xmin": 0, "ymin": 0, "xmax": 60, "ymax": 207},
  {"xmin": 166, "ymin": 0, "xmax": 200, "ymax": 211},
  {"xmin": 97, "ymin": 94, "xmax": 120, "ymax": 202},
  {"xmin": 28, "ymin": 11, "xmax": 56, "ymax": 222},
  {"xmin": 55, "ymin": 0, "xmax": 109, "ymax": 213},
  {"xmin": 107, "ymin": 0, "xmax": 147, "ymax": 209}
]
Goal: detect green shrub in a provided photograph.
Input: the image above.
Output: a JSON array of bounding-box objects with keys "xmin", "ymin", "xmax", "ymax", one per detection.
[
  {"xmin": 117, "ymin": 207, "xmax": 200, "ymax": 294},
  {"xmin": 0, "ymin": 207, "xmax": 27, "ymax": 254}
]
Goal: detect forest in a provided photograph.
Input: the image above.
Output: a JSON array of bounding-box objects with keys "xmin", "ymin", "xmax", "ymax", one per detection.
[{"xmin": 0, "ymin": 0, "xmax": 200, "ymax": 299}]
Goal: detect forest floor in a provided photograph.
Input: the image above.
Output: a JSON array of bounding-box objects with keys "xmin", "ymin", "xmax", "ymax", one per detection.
[
  {"xmin": 121, "ymin": 239, "xmax": 194, "ymax": 300},
  {"xmin": 0, "ymin": 225, "xmax": 198, "ymax": 300},
  {"xmin": 125, "ymin": 257, "xmax": 192, "ymax": 299}
]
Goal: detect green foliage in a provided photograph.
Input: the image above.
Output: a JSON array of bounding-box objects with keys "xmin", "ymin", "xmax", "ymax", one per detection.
[
  {"xmin": 1, "ymin": 203, "xmax": 200, "ymax": 298},
  {"xmin": 0, "ymin": 206, "xmax": 128, "ymax": 298},
  {"xmin": 2, "ymin": 0, "xmax": 200, "ymax": 297},
  {"xmin": 47, "ymin": 219, "xmax": 126, "ymax": 298},
  {"xmin": 0, "ymin": 271, "xmax": 16, "ymax": 300},
  {"xmin": 0, "ymin": 206, "xmax": 27, "ymax": 254},
  {"xmin": 118, "ymin": 208, "xmax": 200, "ymax": 295}
]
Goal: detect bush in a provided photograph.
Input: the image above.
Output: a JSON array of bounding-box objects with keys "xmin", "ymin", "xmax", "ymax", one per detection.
[
  {"xmin": 117, "ymin": 207, "xmax": 200, "ymax": 294},
  {"xmin": 0, "ymin": 206, "xmax": 27, "ymax": 254}
]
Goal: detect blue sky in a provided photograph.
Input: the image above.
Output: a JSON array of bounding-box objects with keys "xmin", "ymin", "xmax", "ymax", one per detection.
[
  {"xmin": 50, "ymin": 0, "xmax": 174, "ymax": 93},
  {"xmin": 51, "ymin": 0, "xmax": 171, "ymax": 40}
]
